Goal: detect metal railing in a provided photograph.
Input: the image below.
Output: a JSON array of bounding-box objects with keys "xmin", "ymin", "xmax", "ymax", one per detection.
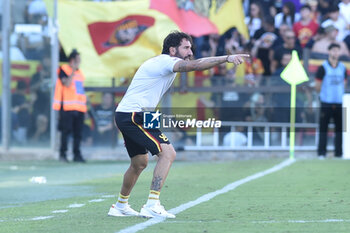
[{"xmin": 185, "ymin": 121, "xmax": 334, "ymax": 151}]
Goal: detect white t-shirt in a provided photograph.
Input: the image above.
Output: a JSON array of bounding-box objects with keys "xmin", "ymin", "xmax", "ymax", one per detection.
[
  {"xmin": 339, "ymin": 1, "xmax": 350, "ymax": 25},
  {"xmin": 244, "ymin": 17, "xmax": 262, "ymax": 37},
  {"xmin": 321, "ymin": 18, "xmax": 349, "ymax": 41},
  {"xmin": 116, "ymin": 54, "xmax": 182, "ymax": 112}
]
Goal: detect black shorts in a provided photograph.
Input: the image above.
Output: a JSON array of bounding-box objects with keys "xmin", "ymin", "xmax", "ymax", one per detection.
[{"xmin": 115, "ymin": 112, "xmax": 170, "ymax": 157}]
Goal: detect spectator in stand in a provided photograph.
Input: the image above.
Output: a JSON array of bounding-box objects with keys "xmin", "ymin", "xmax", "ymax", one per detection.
[
  {"xmin": 270, "ymin": 29, "xmax": 302, "ymax": 74},
  {"xmin": 93, "ymin": 92, "xmax": 116, "ymax": 147},
  {"xmin": 344, "ymin": 34, "xmax": 350, "ymax": 51},
  {"xmin": 29, "ymin": 55, "xmax": 50, "ymax": 144},
  {"xmin": 242, "ymin": 43, "xmax": 264, "ymax": 86},
  {"xmin": 245, "ymin": 1, "xmax": 264, "ymax": 39},
  {"xmin": 272, "ymin": 23, "xmax": 292, "ymax": 48},
  {"xmin": 26, "ymin": 0, "xmax": 47, "ymax": 24},
  {"xmin": 251, "ymin": 16, "xmax": 278, "ymax": 76},
  {"xmin": 293, "ymin": 4, "xmax": 319, "ymax": 48},
  {"xmin": 318, "ymin": 0, "xmax": 339, "ymax": 20},
  {"xmin": 30, "ymin": 114, "xmax": 49, "ymax": 145},
  {"xmin": 283, "ymin": 0, "xmax": 301, "ymax": 12},
  {"xmin": 0, "ymin": 34, "xmax": 27, "ymax": 61},
  {"xmin": 274, "ymin": 1, "xmax": 300, "ymax": 28},
  {"xmin": 306, "ymin": 0, "xmax": 321, "ymax": 23},
  {"xmin": 305, "ymin": 25, "xmax": 325, "ymax": 49},
  {"xmin": 312, "ymin": 25, "xmax": 350, "ymax": 58},
  {"xmin": 339, "ymin": 0, "xmax": 350, "ymax": 27},
  {"xmin": 321, "ymin": 5, "xmax": 349, "ymax": 42},
  {"xmin": 315, "ymin": 43, "xmax": 347, "ymax": 159},
  {"xmin": 12, "ymin": 81, "xmax": 31, "ymax": 145}
]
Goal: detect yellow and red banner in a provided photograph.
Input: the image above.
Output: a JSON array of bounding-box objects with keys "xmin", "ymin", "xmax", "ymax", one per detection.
[
  {"xmin": 150, "ymin": 0, "xmax": 248, "ymax": 38},
  {"xmin": 53, "ymin": 0, "xmax": 179, "ymax": 85},
  {"xmin": 47, "ymin": 0, "xmax": 247, "ymax": 85}
]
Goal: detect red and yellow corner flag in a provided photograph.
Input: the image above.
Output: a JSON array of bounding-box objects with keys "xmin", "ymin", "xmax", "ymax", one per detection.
[{"xmin": 51, "ymin": 0, "xmax": 178, "ymax": 85}]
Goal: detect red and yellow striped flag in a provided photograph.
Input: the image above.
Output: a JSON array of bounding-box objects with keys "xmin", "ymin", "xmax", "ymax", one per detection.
[{"xmin": 54, "ymin": 0, "xmax": 179, "ymax": 85}]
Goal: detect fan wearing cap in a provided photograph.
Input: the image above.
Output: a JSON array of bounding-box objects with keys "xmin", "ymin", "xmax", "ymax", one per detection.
[
  {"xmin": 311, "ymin": 25, "xmax": 350, "ymax": 57},
  {"xmin": 321, "ymin": 5, "xmax": 349, "ymax": 41}
]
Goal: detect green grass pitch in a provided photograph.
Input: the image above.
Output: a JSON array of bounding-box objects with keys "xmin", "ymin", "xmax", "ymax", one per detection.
[{"xmin": 1, "ymin": 158, "xmax": 350, "ymax": 233}]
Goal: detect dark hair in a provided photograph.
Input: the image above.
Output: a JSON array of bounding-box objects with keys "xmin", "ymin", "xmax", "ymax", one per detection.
[
  {"xmin": 249, "ymin": 1, "xmax": 264, "ymax": 25},
  {"xmin": 328, "ymin": 43, "xmax": 340, "ymax": 50},
  {"xmin": 264, "ymin": 15, "xmax": 275, "ymax": 26},
  {"xmin": 68, "ymin": 49, "xmax": 80, "ymax": 61},
  {"xmin": 300, "ymin": 4, "xmax": 311, "ymax": 11},
  {"xmin": 161, "ymin": 31, "xmax": 193, "ymax": 54},
  {"xmin": 328, "ymin": 5, "xmax": 339, "ymax": 13},
  {"xmin": 283, "ymin": 1, "xmax": 296, "ymax": 25}
]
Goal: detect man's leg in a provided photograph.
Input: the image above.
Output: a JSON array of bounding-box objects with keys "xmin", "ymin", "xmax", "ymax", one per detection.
[
  {"xmin": 333, "ymin": 104, "xmax": 343, "ymax": 157},
  {"xmin": 120, "ymin": 153, "xmax": 148, "ymax": 196},
  {"xmin": 140, "ymin": 144, "xmax": 176, "ymax": 218},
  {"xmin": 59, "ymin": 111, "xmax": 72, "ymax": 162},
  {"xmin": 151, "ymin": 144, "xmax": 176, "ymax": 192},
  {"xmin": 318, "ymin": 104, "xmax": 331, "ymax": 157},
  {"xmin": 72, "ymin": 111, "xmax": 85, "ymax": 162},
  {"xmin": 108, "ymin": 153, "xmax": 148, "ymax": 217}
]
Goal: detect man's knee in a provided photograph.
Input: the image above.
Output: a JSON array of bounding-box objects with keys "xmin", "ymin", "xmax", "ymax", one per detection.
[
  {"xmin": 131, "ymin": 155, "xmax": 148, "ymax": 172},
  {"xmin": 160, "ymin": 144, "xmax": 176, "ymax": 162}
]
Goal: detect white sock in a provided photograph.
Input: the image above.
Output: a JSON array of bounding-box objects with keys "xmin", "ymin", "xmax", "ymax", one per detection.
[
  {"xmin": 146, "ymin": 190, "xmax": 160, "ymax": 206},
  {"xmin": 116, "ymin": 193, "xmax": 129, "ymax": 209}
]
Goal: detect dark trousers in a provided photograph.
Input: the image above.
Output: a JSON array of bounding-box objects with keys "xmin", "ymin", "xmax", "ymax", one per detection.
[
  {"xmin": 59, "ymin": 110, "xmax": 84, "ymax": 158},
  {"xmin": 318, "ymin": 102, "xmax": 343, "ymax": 157}
]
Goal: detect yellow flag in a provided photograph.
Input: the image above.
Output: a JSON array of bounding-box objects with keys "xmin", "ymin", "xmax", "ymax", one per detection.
[
  {"xmin": 209, "ymin": 0, "xmax": 248, "ymax": 38},
  {"xmin": 53, "ymin": 0, "xmax": 178, "ymax": 85},
  {"xmin": 281, "ymin": 50, "xmax": 309, "ymax": 85}
]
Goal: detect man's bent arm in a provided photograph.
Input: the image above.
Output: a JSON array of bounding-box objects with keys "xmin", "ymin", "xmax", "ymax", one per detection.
[{"xmin": 173, "ymin": 54, "xmax": 249, "ymax": 72}]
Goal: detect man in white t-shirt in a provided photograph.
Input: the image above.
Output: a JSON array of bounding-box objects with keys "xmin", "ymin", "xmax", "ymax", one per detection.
[{"xmin": 108, "ymin": 31, "xmax": 248, "ymax": 219}]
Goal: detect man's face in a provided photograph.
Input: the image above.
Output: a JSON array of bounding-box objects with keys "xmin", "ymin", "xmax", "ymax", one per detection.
[
  {"xmin": 173, "ymin": 38, "xmax": 193, "ymax": 60},
  {"xmin": 284, "ymin": 31, "xmax": 296, "ymax": 47},
  {"xmin": 329, "ymin": 11, "xmax": 339, "ymax": 21},
  {"xmin": 72, "ymin": 55, "xmax": 81, "ymax": 69},
  {"xmin": 329, "ymin": 47, "xmax": 341, "ymax": 60},
  {"xmin": 300, "ymin": 8, "xmax": 311, "ymax": 20},
  {"xmin": 281, "ymin": 53, "xmax": 292, "ymax": 67}
]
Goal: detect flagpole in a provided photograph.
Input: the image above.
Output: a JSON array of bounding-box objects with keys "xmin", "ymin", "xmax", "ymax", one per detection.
[
  {"xmin": 50, "ymin": 0, "xmax": 59, "ymax": 151},
  {"xmin": 289, "ymin": 84, "xmax": 296, "ymax": 159},
  {"xmin": 280, "ymin": 50, "xmax": 309, "ymax": 160}
]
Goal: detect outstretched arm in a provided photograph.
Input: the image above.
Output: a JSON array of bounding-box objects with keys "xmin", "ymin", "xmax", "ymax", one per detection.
[{"xmin": 173, "ymin": 54, "xmax": 250, "ymax": 72}]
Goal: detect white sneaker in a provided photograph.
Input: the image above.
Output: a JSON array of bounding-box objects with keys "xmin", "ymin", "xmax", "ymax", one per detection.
[
  {"xmin": 108, "ymin": 204, "xmax": 139, "ymax": 217},
  {"xmin": 140, "ymin": 203, "xmax": 175, "ymax": 218}
]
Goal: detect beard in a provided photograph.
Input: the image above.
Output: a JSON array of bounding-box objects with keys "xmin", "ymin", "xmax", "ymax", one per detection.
[{"xmin": 175, "ymin": 48, "xmax": 192, "ymax": 60}]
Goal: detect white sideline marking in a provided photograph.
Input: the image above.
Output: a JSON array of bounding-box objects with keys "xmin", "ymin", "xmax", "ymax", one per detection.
[
  {"xmin": 254, "ymin": 219, "xmax": 350, "ymax": 224},
  {"xmin": 9, "ymin": 166, "xmax": 18, "ymax": 170},
  {"xmin": 52, "ymin": 210, "xmax": 68, "ymax": 213},
  {"xmin": 31, "ymin": 216, "xmax": 54, "ymax": 221},
  {"xmin": 117, "ymin": 158, "xmax": 296, "ymax": 233},
  {"xmin": 68, "ymin": 203, "xmax": 85, "ymax": 208},
  {"xmin": 89, "ymin": 199, "xmax": 105, "ymax": 203},
  {"xmin": 166, "ymin": 219, "xmax": 350, "ymax": 224},
  {"xmin": 101, "ymin": 195, "xmax": 115, "ymax": 198}
]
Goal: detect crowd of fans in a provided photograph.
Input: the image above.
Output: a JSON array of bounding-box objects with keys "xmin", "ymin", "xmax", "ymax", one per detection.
[
  {"xmin": 2, "ymin": 0, "xmax": 350, "ymax": 147},
  {"xmin": 191, "ymin": 0, "xmax": 350, "ymax": 124}
]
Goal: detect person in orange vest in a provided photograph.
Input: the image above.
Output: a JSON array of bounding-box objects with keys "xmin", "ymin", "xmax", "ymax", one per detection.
[{"xmin": 53, "ymin": 49, "xmax": 87, "ymax": 163}]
